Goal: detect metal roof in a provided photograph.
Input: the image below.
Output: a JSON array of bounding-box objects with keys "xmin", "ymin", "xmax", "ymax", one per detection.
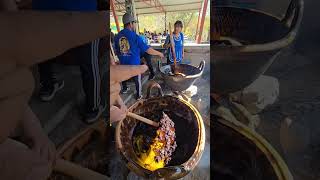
[{"xmin": 113, "ymin": 0, "xmax": 204, "ymax": 16}]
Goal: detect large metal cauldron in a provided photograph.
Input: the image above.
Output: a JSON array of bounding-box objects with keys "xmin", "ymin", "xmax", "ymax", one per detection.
[
  {"xmin": 158, "ymin": 61, "xmax": 205, "ymax": 92},
  {"xmin": 213, "ymin": 116, "xmax": 293, "ymax": 180},
  {"xmin": 115, "ymin": 82, "xmax": 205, "ymax": 179},
  {"xmin": 212, "ymin": 0, "xmax": 304, "ymax": 94}
]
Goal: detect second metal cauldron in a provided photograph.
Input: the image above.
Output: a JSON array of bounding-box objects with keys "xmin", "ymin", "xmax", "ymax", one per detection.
[
  {"xmin": 158, "ymin": 61, "xmax": 205, "ymax": 92},
  {"xmin": 212, "ymin": 0, "xmax": 304, "ymax": 94}
]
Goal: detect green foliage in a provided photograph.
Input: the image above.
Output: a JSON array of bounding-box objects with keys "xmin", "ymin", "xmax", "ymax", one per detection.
[
  {"xmin": 110, "ymin": 2, "xmax": 210, "ymax": 42},
  {"xmin": 137, "ymin": 12, "xmax": 210, "ymax": 42}
]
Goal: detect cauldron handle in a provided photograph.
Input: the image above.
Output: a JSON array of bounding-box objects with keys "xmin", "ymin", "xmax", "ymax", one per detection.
[
  {"xmin": 281, "ymin": 0, "xmax": 300, "ymax": 29},
  {"xmin": 198, "ymin": 60, "xmax": 205, "ymax": 72},
  {"xmin": 152, "ymin": 165, "xmax": 188, "ymax": 179},
  {"xmin": 146, "ymin": 81, "xmax": 164, "ymax": 99}
]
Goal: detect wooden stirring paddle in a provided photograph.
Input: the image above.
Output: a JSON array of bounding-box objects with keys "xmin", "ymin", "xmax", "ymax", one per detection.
[
  {"xmin": 169, "ymin": 22, "xmax": 177, "ymax": 74},
  {"xmin": 127, "ymin": 112, "xmax": 159, "ymax": 127},
  {"xmin": 169, "ymin": 22, "xmax": 177, "ymax": 66},
  {"xmin": 55, "ymin": 158, "xmax": 108, "ymax": 180}
]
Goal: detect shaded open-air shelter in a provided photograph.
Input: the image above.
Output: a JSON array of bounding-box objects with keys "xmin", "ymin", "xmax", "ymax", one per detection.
[{"xmin": 110, "ymin": 0, "xmax": 209, "ymax": 43}]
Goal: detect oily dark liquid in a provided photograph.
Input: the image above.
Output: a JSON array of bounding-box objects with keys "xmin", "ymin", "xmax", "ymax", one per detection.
[
  {"xmin": 213, "ymin": 170, "xmax": 237, "ymax": 180},
  {"xmin": 133, "ymin": 109, "xmax": 199, "ymax": 166},
  {"xmin": 213, "ymin": 7, "xmax": 289, "ymax": 45},
  {"xmin": 213, "ymin": 120, "xmax": 278, "ymax": 180}
]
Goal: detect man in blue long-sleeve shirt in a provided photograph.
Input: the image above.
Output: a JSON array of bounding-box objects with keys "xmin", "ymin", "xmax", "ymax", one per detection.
[{"xmin": 114, "ymin": 13, "xmax": 164, "ymax": 100}]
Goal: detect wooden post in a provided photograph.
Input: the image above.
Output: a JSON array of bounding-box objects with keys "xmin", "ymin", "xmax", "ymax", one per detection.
[
  {"xmin": 165, "ymin": 12, "xmax": 167, "ymax": 32},
  {"xmin": 111, "ymin": 0, "xmax": 120, "ymax": 32},
  {"xmin": 197, "ymin": 0, "xmax": 208, "ymax": 44},
  {"xmin": 195, "ymin": 8, "xmax": 201, "ymax": 40}
]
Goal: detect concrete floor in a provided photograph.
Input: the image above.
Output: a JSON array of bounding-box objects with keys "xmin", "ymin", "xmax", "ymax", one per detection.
[
  {"xmin": 257, "ymin": 49, "xmax": 320, "ymax": 179},
  {"xmin": 255, "ymin": 0, "xmax": 320, "ymax": 179},
  {"xmin": 30, "ymin": 65, "xmax": 88, "ymax": 146},
  {"xmin": 264, "ymin": 39, "xmax": 317, "ymax": 180}
]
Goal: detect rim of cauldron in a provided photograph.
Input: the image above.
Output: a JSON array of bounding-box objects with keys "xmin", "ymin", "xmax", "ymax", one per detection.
[
  {"xmin": 212, "ymin": 0, "xmax": 304, "ymax": 54},
  {"xmin": 214, "ymin": 117, "xmax": 293, "ymax": 180},
  {"xmin": 159, "ymin": 62, "xmax": 204, "ymax": 79},
  {"xmin": 115, "ymin": 94, "xmax": 206, "ymax": 178}
]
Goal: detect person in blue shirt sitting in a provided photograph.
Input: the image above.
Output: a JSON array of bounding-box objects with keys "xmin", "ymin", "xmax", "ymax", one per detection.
[
  {"xmin": 114, "ymin": 13, "xmax": 164, "ymax": 100},
  {"xmin": 164, "ymin": 20, "xmax": 185, "ymax": 65}
]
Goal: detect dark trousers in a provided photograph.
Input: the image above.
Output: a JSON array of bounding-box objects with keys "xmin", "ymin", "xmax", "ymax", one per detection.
[
  {"xmin": 122, "ymin": 74, "xmax": 142, "ymax": 97},
  {"xmin": 167, "ymin": 56, "xmax": 171, "ymax": 65},
  {"xmin": 38, "ymin": 39, "xmax": 101, "ymax": 112},
  {"xmin": 141, "ymin": 52, "xmax": 155, "ymax": 76}
]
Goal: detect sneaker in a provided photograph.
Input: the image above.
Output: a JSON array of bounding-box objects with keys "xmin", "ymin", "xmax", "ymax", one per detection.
[
  {"xmin": 121, "ymin": 87, "xmax": 130, "ymax": 94},
  {"xmin": 84, "ymin": 105, "xmax": 105, "ymax": 124},
  {"xmin": 39, "ymin": 80, "xmax": 64, "ymax": 102},
  {"xmin": 136, "ymin": 95, "xmax": 143, "ymax": 100},
  {"xmin": 148, "ymin": 74, "xmax": 155, "ymax": 80}
]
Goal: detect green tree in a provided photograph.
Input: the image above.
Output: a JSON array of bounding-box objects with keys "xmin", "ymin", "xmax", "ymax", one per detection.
[{"xmin": 137, "ymin": 11, "xmax": 210, "ymax": 42}]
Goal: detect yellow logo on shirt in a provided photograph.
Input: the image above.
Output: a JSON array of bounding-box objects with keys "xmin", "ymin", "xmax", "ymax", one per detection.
[{"xmin": 119, "ymin": 37, "xmax": 130, "ymax": 54}]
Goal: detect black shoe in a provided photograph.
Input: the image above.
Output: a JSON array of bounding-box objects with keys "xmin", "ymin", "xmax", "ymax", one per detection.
[
  {"xmin": 121, "ymin": 87, "xmax": 130, "ymax": 94},
  {"xmin": 84, "ymin": 105, "xmax": 105, "ymax": 124},
  {"xmin": 148, "ymin": 74, "xmax": 155, "ymax": 80},
  {"xmin": 39, "ymin": 80, "xmax": 64, "ymax": 102},
  {"xmin": 136, "ymin": 95, "xmax": 143, "ymax": 100}
]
